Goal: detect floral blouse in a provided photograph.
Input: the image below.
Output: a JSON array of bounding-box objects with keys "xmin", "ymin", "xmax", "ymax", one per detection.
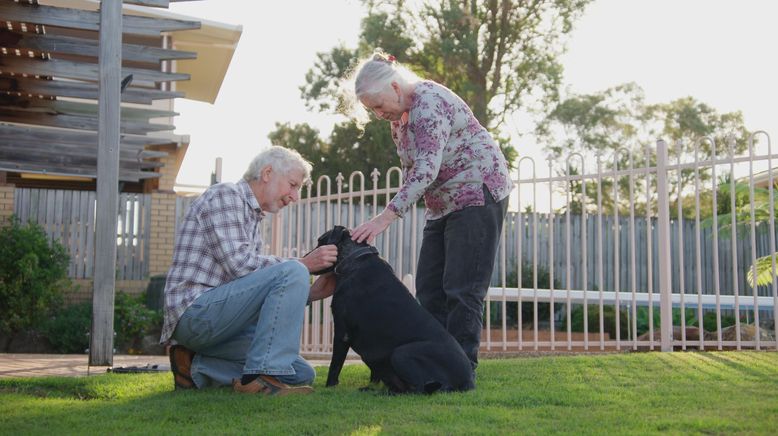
[{"xmin": 387, "ymin": 81, "xmax": 513, "ymax": 220}]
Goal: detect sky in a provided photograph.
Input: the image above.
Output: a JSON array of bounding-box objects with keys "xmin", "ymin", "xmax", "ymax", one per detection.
[{"xmin": 167, "ymin": 0, "xmax": 777, "ymax": 190}]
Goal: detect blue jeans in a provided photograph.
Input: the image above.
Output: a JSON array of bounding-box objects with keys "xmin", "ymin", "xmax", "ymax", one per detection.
[
  {"xmin": 172, "ymin": 261, "xmax": 315, "ymax": 388},
  {"xmin": 416, "ymin": 186, "xmax": 509, "ymax": 370}
]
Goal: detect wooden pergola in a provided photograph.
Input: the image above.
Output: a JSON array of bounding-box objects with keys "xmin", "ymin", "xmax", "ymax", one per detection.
[
  {"xmin": 0, "ymin": 0, "xmax": 200, "ymax": 183},
  {"xmin": 0, "ymin": 0, "xmax": 218, "ymax": 365}
]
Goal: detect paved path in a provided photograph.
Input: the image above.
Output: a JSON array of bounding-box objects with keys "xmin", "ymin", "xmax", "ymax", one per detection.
[{"xmin": 0, "ymin": 353, "xmax": 359, "ymax": 379}]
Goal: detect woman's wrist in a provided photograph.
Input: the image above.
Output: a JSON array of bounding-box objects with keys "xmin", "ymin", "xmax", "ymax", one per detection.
[{"xmin": 380, "ymin": 208, "xmax": 399, "ymax": 224}]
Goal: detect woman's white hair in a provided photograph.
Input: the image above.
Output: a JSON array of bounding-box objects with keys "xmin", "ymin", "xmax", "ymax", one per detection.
[
  {"xmin": 243, "ymin": 146, "xmax": 312, "ymax": 183},
  {"xmin": 339, "ymin": 49, "xmax": 421, "ymax": 127}
]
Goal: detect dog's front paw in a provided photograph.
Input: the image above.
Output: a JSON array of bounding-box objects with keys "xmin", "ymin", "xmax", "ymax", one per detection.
[
  {"xmin": 325, "ymin": 380, "xmax": 339, "ymax": 387},
  {"xmin": 358, "ymin": 381, "xmax": 382, "ymax": 392}
]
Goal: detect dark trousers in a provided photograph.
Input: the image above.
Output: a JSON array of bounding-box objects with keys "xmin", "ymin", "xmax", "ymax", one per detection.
[{"xmin": 416, "ymin": 186, "xmax": 509, "ymax": 370}]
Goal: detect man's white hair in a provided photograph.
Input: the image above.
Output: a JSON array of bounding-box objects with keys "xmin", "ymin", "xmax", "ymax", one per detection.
[{"xmin": 243, "ymin": 146, "xmax": 312, "ymax": 183}]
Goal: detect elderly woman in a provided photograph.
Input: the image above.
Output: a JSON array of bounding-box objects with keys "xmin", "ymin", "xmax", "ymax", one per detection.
[{"xmin": 346, "ymin": 51, "xmax": 513, "ymax": 374}]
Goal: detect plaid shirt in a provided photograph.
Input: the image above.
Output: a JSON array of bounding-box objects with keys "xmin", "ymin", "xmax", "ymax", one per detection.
[{"xmin": 159, "ymin": 180, "xmax": 286, "ymax": 343}]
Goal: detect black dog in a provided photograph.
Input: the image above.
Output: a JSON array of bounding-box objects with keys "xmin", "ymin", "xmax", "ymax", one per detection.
[{"xmin": 312, "ymin": 225, "xmax": 474, "ymax": 394}]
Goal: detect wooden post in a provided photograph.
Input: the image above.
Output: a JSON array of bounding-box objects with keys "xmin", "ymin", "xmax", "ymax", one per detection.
[{"xmin": 90, "ymin": 0, "xmax": 122, "ymax": 366}]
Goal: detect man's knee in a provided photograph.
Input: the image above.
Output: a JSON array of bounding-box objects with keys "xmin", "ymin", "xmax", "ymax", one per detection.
[
  {"xmin": 283, "ymin": 260, "xmax": 310, "ymax": 293},
  {"xmin": 278, "ymin": 260, "xmax": 308, "ymax": 281}
]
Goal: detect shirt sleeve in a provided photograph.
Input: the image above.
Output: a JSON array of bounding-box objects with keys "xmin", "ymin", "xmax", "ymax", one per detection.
[
  {"xmin": 198, "ymin": 189, "xmax": 284, "ymax": 279},
  {"xmin": 388, "ymin": 94, "xmax": 453, "ymax": 217}
]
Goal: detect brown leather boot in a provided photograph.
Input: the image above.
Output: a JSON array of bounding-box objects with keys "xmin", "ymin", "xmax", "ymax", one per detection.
[
  {"xmin": 232, "ymin": 375, "xmax": 313, "ymax": 396},
  {"xmin": 169, "ymin": 344, "xmax": 196, "ymax": 390}
]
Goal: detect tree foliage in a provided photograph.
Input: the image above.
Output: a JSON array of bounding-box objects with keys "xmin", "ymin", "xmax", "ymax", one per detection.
[
  {"xmin": 269, "ymin": 120, "xmax": 398, "ymax": 188},
  {"xmin": 409, "ymin": 0, "xmax": 589, "ymax": 127},
  {"xmin": 273, "ymin": 0, "xmax": 592, "ymax": 181},
  {"xmin": 537, "ymin": 83, "xmax": 751, "ymax": 215},
  {"xmin": 539, "ymin": 83, "xmax": 750, "ymax": 163},
  {"xmin": 701, "ymin": 176, "xmax": 778, "ymax": 288}
]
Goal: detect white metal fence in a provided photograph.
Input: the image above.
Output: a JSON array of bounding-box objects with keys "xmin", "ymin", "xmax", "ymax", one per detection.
[
  {"xmin": 262, "ymin": 133, "xmax": 777, "ymax": 355},
  {"xmin": 13, "ymin": 188, "xmax": 151, "ymax": 280}
]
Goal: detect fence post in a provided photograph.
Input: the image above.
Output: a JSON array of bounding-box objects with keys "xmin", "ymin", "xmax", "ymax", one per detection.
[
  {"xmin": 270, "ymin": 212, "xmax": 283, "ymax": 256},
  {"xmin": 656, "ymin": 140, "xmax": 674, "ymax": 352}
]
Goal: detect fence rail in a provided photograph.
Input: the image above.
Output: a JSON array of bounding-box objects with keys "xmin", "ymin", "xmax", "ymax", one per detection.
[
  {"xmin": 13, "ymin": 133, "xmax": 777, "ymax": 354},
  {"xmin": 13, "ymin": 188, "xmax": 150, "ymax": 280},
  {"xmin": 266, "ymin": 134, "xmax": 778, "ymax": 354}
]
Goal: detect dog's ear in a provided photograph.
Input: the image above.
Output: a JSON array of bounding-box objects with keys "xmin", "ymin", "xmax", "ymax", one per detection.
[
  {"xmin": 316, "ymin": 229, "xmax": 332, "ymax": 248},
  {"xmin": 326, "ymin": 225, "xmax": 348, "ymax": 245},
  {"xmin": 309, "ymin": 225, "xmax": 349, "ymax": 275}
]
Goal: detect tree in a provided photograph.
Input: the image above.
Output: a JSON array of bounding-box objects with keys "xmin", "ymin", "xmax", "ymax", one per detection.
[
  {"xmin": 272, "ymin": 0, "xmax": 593, "ymax": 180},
  {"xmin": 537, "ymin": 83, "xmax": 751, "ymax": 215},
  {"xmin": 269, "ymin": 120, "xmax": 398, "ymax": 187},
  {"xmin": 406, "ymin": 0, "xmax": 590, "ymax": 128},
  {"xmin": 702, "ymin": 175, "xmax": 778, "ymax": 288}
]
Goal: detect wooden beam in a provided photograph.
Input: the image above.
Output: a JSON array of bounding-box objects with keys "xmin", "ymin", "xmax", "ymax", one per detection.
[
  {"xmin": 0, "ymin": 29, "xmax": 197, "ymax": 63},
  {"xmin": 0, "ymin": 55, "xmax": 190, "ymax": 86},
  {"xmin": 0, "ymin": 3, "xmax": 201, "ymax": 37},
  {"xmin": 16, "ymin": 99, "xmax": 180, "ymax": 120},
  {"xmin": 0, "ymin": 77, "xmax": 184, "ymax": 104},
  {"xmin": 123, "ymin": 0, "xmax": 170, "ymax": 8},
  {"xmin": 91, "ymin": 0, "xmax": 122, "ymax": 367},
  {"xmin": 0, "ymin": 160, "xmax": 161, "ymax": 182},
  {"xmin": 0, "ymin": 98, "xmax": 178, "ymax": 121},
  {"xmin": 0, "ymin": 98, "xmax": 178, "ymax": 122},
  {"xmin": 0, "ymin": 148, "xmax": 164, "ymax": 171},
  {"xmin": 0, "ymin": 108, "xmax": 175, "ymax": 135},
  {"xmin": 0, "ymin": 139, "xmax": 168, "ymax": 160},
  {"xmin": 0, "ymin": 123, "xmax": 176, "ymax": 149},
  {"xmin": 0, "ymin": 98, "xmax": 178, "ymax": 124}
]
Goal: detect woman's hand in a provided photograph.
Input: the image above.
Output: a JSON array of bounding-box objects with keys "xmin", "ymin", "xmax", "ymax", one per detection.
[
  {"xmin": 351, "ymin": 209, "xmax": 398, "ymax": 243},
  {"xmin": 309, "ymin": 272, "xmax": 336, "ymax": 303},
  {"xmin": 299, "ymin": 244, "xmax": 338, "ymax": 273}
]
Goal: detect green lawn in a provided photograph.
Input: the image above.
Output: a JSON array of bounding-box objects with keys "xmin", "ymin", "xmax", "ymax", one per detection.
[{"xmin": 1, "ymin": 352, "xmax": 776, "ymax": 435}]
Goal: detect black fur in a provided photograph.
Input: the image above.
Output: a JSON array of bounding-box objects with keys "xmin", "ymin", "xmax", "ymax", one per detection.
[{"xmin": 314, "ymin": 226, "xmax": 475, "ymax": 394}]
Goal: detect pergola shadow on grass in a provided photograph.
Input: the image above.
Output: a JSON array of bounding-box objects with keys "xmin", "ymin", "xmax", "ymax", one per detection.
[{"xmin": 1, "ymin": 352, "xmax": 777, "ymax": 434}]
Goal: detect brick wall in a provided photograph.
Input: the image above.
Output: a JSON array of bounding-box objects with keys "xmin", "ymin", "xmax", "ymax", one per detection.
[
  {"xmin": 68, "ymin": 279, "xmax": 149, "ymax": 305},
  {"xmin": 0, "ymin": 184, "xmax": 14, "ymax": 226},
  {"xmin": 157, "ymin": 153, "xmax": 179, "ymax": 192},
  {"xmin": 149, "ymin": 191, "xmax": 177, "ymax": 276},
  {"xmin": 149, "ymin": 142, "xmax": 188, "ymax": 193}
]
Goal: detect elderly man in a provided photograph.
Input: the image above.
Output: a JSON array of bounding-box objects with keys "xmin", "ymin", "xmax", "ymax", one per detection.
[{"xmin": 160, "ymin": 146, "xmax": 337, "ymax": 395}]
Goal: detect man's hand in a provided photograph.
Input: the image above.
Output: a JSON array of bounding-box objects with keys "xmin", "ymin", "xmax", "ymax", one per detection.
[
  {"xmin": 309, "ymin": 272, "xmax": 336, "ymax": 303},
  {"xmin": 299, "ymin": 244, "xmax": 338, "ymax": 273}
]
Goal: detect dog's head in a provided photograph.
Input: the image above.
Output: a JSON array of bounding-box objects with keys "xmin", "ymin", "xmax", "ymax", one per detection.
[{"xmin": 309, "ymin": 225, "xmax": 373, "ymax": 275}]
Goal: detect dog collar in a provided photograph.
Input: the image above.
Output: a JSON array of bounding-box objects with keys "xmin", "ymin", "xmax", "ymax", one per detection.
[{"xmin": 334, "ymin": 246, "xmax": 379, "ymax": 276}]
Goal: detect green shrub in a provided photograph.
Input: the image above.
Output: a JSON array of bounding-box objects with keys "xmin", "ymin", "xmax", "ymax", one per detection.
[
  {"xmin": 114, "ymin": 291, "xmax": 162, "ymax": 351},
  {"xmin": 557, "ymin": 305, "xmax": 738, "ymax": 340},
  {"xmin": 0, "ymin": 218, "xmax": 69, "ymax": 335},
  {"xmin": 633, "ymin": 306, "xmax": 737, "ymax": 336},
  {"xmin": 488, "ymin": 262, "xmax": 562, "ymax": 327},
  {"xmin": 41, "ymin": 292, "xmax": 162, "ymax": 354},
  {"xmin": 41, "ymin": 302, "xmax": 91, "ymax": 353},
  {"xmin": 701, "ymin": 310, "xmax": 737, "ymax": 332},
  {"xmin": 561, "ymin": 304, "xmax": 631, "ymax": 339}
]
